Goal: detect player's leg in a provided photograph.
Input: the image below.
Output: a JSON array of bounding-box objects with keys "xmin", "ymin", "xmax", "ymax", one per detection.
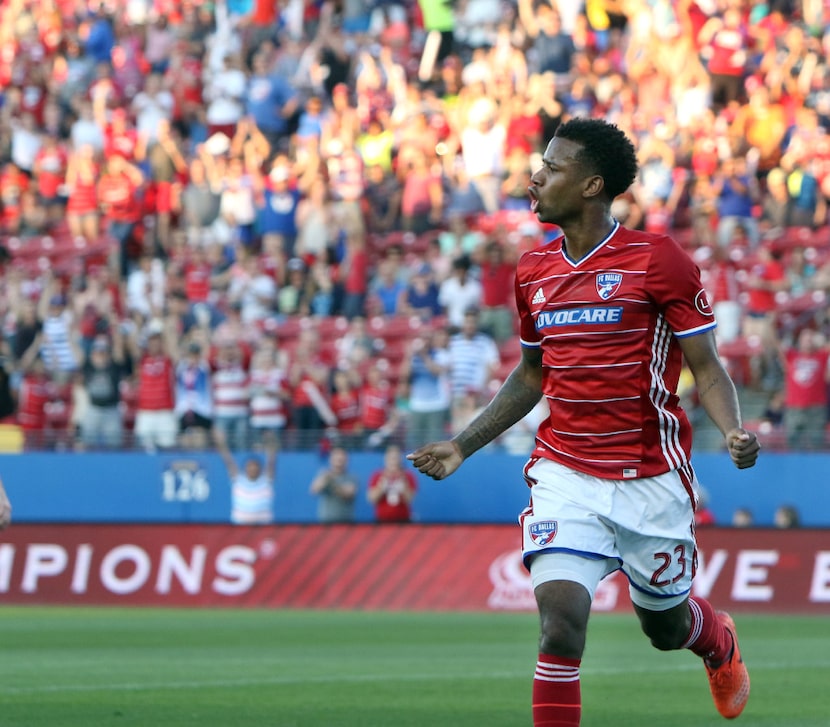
[
  {"xmin": 531, "ymin": 558, "xmax": 610, "ymax": 727},
  {"xmin": 535, "ymin": 579, "xmax": 592, "ymax": 658},
  {"xmin": 633, "ymin": 597, "xmax": 722, "ymax": 656},
  {"xmin": 616, "ymin": 470, "xmax": 749, "ymax": 719},
  {"xmin": 521, "ymin": 458, "xmax": 621, "ymax": 727},
  {"xmin": 633, "ymin": 597, "xmax": 749, "ymax": 719}
]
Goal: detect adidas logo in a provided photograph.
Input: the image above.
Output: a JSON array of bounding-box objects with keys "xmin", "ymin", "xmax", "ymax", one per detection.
[{"xmin": 532, "ymin": 288, "xmax": 546, "ymax": 305}]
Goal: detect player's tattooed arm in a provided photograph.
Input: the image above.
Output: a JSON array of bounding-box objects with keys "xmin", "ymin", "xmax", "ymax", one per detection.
[
  {"xmin": 679, "ymin": 331, "xmax": 743, "ymax": 434},
  {"xmin": 452, "ymin": 347, "xmax": 544, "ymax": 459}
]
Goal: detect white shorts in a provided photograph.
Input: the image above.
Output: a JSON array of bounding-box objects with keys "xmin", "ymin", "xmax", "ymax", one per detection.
[
  {"xmin": 520, "ymin": 458, "xmax": 699, "ymax": 611},
  {"xmin": 134, "ymin": 410, "xmax": 178, "ymax": 449}
]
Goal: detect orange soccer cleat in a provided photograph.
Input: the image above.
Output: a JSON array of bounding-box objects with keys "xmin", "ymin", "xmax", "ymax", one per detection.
[{"xmin": 705, "ymin": 611, "xmax": 750, "ymax": 719}]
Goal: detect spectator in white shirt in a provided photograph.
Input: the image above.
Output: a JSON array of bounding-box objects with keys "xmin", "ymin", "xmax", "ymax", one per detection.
[
  {"xmin": 448, "ymin": 308, "xmax": 500, "ymax": 402},
  {"xmin": 11, "ymin": 113, "xmax": 42, "ymax": 172},
  {"xmin": 70, "ymin": 101, "xmax": 105, "ymax": 152},
  {"xmin": 438, "ymin": 254, "xmax": 483, "ymax": 331},
  {"xmin": 204, "ymin": 52, "xmax": 247, "ymax": 136},
  {"xmin": 460, "ymin": 98, "xmax": 506, "ymax": 213},
  {"xmin": 228, "ymin": 251, "xmax": 277, "ymax": 325},
  {"xmin": 132, "ymin": 73, "xmax": 174, "ymax": 140},
  {"xmin": 126, "ymin": 254, "xmax": 167, "ymax": 319}
]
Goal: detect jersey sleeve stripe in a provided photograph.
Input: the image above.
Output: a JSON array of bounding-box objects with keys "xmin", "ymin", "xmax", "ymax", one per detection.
[{"xmin": 674, "ymin": 321, "xmax": 717, "ymax": 338}]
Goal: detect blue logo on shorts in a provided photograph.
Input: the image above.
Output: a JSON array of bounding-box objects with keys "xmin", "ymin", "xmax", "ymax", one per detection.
[{"xmin": 529, "ymin": 520, "xmax": 558, "ymax": 546}]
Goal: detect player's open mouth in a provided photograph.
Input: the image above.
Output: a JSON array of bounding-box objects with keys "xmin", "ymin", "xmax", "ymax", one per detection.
[{"xmin": 528, "ymin": 188, "xmax": 539, "ymax": 213}]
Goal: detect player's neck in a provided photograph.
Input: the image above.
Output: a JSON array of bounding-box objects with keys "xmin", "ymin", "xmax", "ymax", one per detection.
[{"xmin": 560, "ymin": 215, "xmax": 617, "ymax": 262}]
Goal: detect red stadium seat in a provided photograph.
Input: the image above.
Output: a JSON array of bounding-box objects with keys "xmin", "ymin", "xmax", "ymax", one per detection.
[{"xmin": 369, "ymin": 315, "xmax": 426, "ymax": 342}]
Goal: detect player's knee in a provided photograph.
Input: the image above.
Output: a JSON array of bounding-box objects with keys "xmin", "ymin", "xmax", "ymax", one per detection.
[
  {"xmin": 538, "ymin": 611, "xmax": 586, "ymax": 658},
  {"xmin": 643, "ymin": 622, "xmax": 688, "ymax": 651}
]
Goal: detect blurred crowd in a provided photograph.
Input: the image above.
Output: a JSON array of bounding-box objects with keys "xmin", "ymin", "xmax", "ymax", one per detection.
[{"xmin": 0, "ymin": 0, "xmax": 829, "ymax": 454}]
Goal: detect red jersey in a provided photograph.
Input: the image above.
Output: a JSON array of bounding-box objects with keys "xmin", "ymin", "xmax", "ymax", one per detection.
[
  {"xmin": 784, "ymin": 349, "xmax": 830, "ymax": 408},
  {"xmin": 66, "ymin": 164, "xmax": 99, "ymax": 215},
  {"xmin": 707, "ymin": 25, "xmax": 748, "ymax": 76},
  {"xmin": 745, "ymin": 259, "xmax": 785, "ymax": 315},
  {"xmin": 137, "ymin": 355, "xmax": 175, "ymax": 411},
  {"xmin": 505, "ymin": 113, "xmax": 543, "ymax": 156},
  {"xmin": 34, "ymin": 145, "xmax": 67, "ymax": 198},
  {"xmin": 332, "ymin": 389, "xmax": 361, "ymax": 432},
  {"xmin": 0, "ymin": 165, "xmax": 29, "ymax": 226},
  {"xmin": 368, "ymin": 468, "xmax": 417, "ymax": 522},
  {"xmin": 515, "ymin": 223, "xmax": 716, "ymax": 480},
  {"xmin": 17, "ymin": 374, "xmax": 49, "ymax": 430},
  {"xmin": 105, "ymin": 128, "xmax": 139, "ymax": 160},
  {"xmin": 703, "ymin": 260, "xmax": 739, "ymax": 305},
  {"xmin": 20, "ymin": 83, "xmax": 46, "ymax": 123},
  {"xmin": 98, "ymin": 172, "xmax": 140, "ymax": 223},
  {"xmin": 480, "ymin": 261, "xmax": 515, "ymax": 307},
  {"xmin": 345, "ymin": 248, "xmax": 369, "ymax": 295},
  {"xmin": 360, "ymin": 383, "xmax": 392, "ymax": 430},
  {"xmin": 252, "ymin": 0, "xmax": 278, "ymax": 25},
  {"xmin": 184, "ymin": 262, "xmax": 212, "ymax": 302}
]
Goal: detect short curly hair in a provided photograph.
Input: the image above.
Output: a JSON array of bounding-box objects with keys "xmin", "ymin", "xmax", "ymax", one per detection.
[{"xmin": 554, "ymin": 118, "xmax": 639, "ymax": 200}]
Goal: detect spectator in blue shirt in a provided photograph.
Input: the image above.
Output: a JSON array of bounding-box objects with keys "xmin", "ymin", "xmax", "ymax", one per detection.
[
  {"xmin": 84, "ymin": 9, "xmax": 115, "ymax": 65},
  {"xmin": 400, "ymin": 264, "xmax": 443, "ymax": 321},
  {"xmin": 245, "ymin": 51, "xmax": 299, "ymax": 150},
  {"xmin": 369, "ymin": 258, "xmax": 407, "ymax": 317},
  {"xmin": 258, "ymin": 162, "xmax": 302, "ymax": 260},
  {"xmin": 714, "ymin": 157, "xmax": 761, "ymax": 249}
]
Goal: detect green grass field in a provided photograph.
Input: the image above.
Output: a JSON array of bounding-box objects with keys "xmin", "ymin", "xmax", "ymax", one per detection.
[{"xmin": 0, "ymin": 608, "xmax": 827, "ymax": 727}]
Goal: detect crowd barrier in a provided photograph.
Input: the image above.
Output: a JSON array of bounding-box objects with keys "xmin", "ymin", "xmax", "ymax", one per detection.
[
  {"xmin": 0, "ymin": 524, "xmax": 827, "ymax": 614},
  {"xmin": 1, "ymin": 451, "xmax": 829, "ymax": 526}
]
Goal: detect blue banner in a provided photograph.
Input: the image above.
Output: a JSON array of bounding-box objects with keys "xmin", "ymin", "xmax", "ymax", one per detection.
[{"xmin": 1, "ymin": 452, "xmax": 828, "ymax": 526}]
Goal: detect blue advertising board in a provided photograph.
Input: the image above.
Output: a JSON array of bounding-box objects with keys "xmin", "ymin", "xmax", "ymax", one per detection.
[{"xmin": 1, "ymin": 451, "xmax": 828, "ymax": 526}]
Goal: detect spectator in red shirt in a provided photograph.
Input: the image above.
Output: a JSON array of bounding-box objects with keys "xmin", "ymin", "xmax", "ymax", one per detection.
[
  {"xmin": 137, "ymin": 118, "xmax": 187, "ymax": 256},
  {"xmin": 287, "ymin": 330, "xmax": 335, "ymax": 446},
  {"xmin": 702, "ymin": 244, "xmax": 742, "ymax": 345},
  {"xmin": 743, "ymin": 246, "xmax": 787, "ymax": 344},
  {"xmin": 0, "ymin": 162, "xmax": 30, "ymax": 234},
  {"xmin": 698, "ymin": 7, "xmax": 751, "ymax": 110},
  {"xmin": 98, "ymin": 154, "xmax": 144, "ymax": 279},
  {"xmin": 781, "ymin": 329, "xmax": 830, "ymax": 450},
  {"xmin": 478, "ymin": 240, "xmax": 516, "ymax": 343},
  {"xmin": 104, "ymin": 108, "xmax": 139, "ymax": 161},
  {"xmin": 360, "ymin": 362, "xmax": 401, "ymax": 449},
  {"xmin": 65, "ymin": 145, "xmax": 99, "ymax": 241},
  {"xmin": 132, "ymin": 322, "xmax": 177, "ymax": 452},
  {"xmin": 504, "ymin": 93, "xmax": 543, "ymax": 157},
  {"xmin": 340, "ymin": 229, "xmax": 369, "ymax": 320},
  {"xmin": 183, "ymin": 245, "xmax": 213, "ymax": 304},
  {"xmin": 331, "ymin": 368, "xmax": 362, "ymax": 448},
  {"xmin": 164, "ymin": 43, "xmax": 203, "ymax": 128},
  {"xmin": 16, "ymin": 354, "xmax": 50, "ymax": 449},
  {"xmin": 32, "ymin": 132, "xmax": 67, "ymax": 226},
  {"xmin": 367, "ymin": 443, "xmax": 417, "ymax": 522}
]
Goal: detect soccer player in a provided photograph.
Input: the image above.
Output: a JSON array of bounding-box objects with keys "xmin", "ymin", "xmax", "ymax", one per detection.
[{"xmin": 408, "ymin": 118, "xmax": 759, "ymax": 726}]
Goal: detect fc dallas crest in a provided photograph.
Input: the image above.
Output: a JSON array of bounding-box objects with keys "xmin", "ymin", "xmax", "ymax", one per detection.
[{"xmin": 596, "ymin": 272, "xmax": 623, "ymax": 300}]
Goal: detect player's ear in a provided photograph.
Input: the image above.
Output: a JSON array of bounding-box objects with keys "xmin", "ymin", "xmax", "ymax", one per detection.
[{"xmin": 583, "ymin": 174, "xmax": 605, "ymax": 200}]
